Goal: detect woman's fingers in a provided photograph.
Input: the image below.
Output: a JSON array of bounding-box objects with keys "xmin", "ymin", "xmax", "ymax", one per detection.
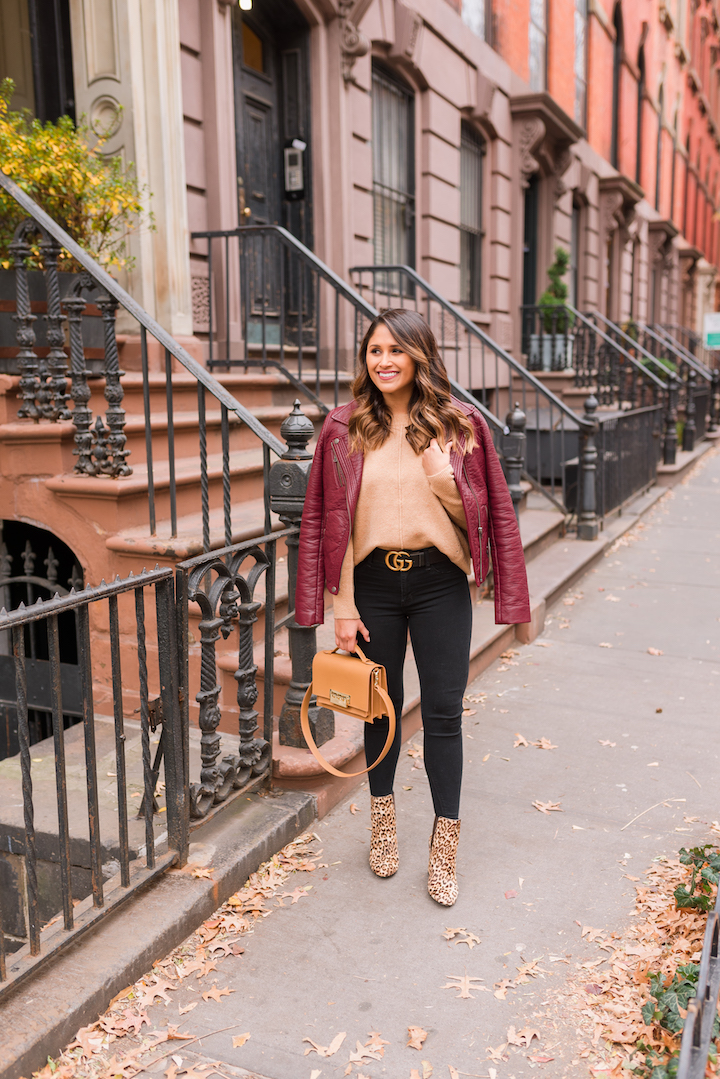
[{"xmin": 357, "ymin": 619, "xmax": 371, "ymax": 642}]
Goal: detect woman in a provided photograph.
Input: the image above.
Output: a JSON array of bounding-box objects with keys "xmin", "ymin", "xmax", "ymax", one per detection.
[{"xmin": 296, "ymin": 309, "xmax": 530, "ymax": 906}]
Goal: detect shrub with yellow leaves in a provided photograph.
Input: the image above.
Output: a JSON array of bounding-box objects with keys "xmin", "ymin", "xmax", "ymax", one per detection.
[{"xmin": 0, "ymin": 78, "xmax": 150, "ymax": 272}]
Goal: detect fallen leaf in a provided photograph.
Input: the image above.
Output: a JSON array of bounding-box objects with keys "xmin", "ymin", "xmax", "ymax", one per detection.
[
  {"xmin": 605, "ymin": 594, "xmax": 621, "ymax": 601},
  {"xmin": 201, "ymin": 985, "xmax": 233, "ymax": 1003},
  {"xmin": 280, "ymin": 886, "xmax": 312, "ymax": 904},
  {"xmin": 442, "ymin": 927, "xmax": 467, "ymax": 940},
  {"xmin": 598, "ymin": 740, "xmax": 616, "ymax": 747},
  {"xmin": 349, "ymin": 804, "xmax": 359, "ymax": 814},
  {"xmin": 407, "ymin": 1026, "xmax": 428, "ymax": 1050},
  {"xmin": 514, "ymin": 733, "xmax": 530, "ymax": 747},
  {"xmin": 486, "ymin": 1044, "xmax": 509, "ymax": 1061},
  {"xmin": 647, "ymin": 762, "xmax": 659, "ymax": 767},
  {"xmin": 499, "ymin": 708, "xmax": 509, "ymax": 713},
  {"xmin": 347, "ymin": 1037, "xmax": 383, "ymax": 1063},
  {"xmin": 505, "ymin": 889, "xmax": 518, "ymax": 899},
  {"xmin": 533, "ymin": 738, "xmax": 557, "ymax": 750},
  {"xmin": 178, "ymin": 1002, "xmax": 198, "ymax": 1015},
  {"xmin": 529, "ymin": 1054, "xmax": 555, "ymax": 1064},
  {"xmin": 448, "ymin": 1068, "xmax": 459, "ymax": 1079},
  {"xmin": 507, "ymin": 1026, "xmax": 540, "ymax": 1047},
  {"xmin": 231, "ymin": 1033, "xmax": 251, "ymax": 1048},
  {"xmin": 422, "ymin": 1063, "xmax": 433, "ymax": 1078},
  {"xmin": 462, "ymin": 709, "xmax": 476, "ymax": 716},
  {"xmin": 532, "ymin": 800, "xmax": 563, "ymax": 814},
  {"xmin": 535, "ymin": 640, "xmax": 552, "ymax": 647},
  {"xmin": 310, "ymin": 1072, "xmax": 321, "ymax": 1079},
  {"xmin": 454, "ymin": 931, "xmax": 481, "ymax": 949},
  {"xmin": 364, "ymin": 1031, "xmax": 390, "ymax": 1055},
  {"xmin": 408, "ymin": 745, "xmax": 423, "ymax": 758},
  {"xmin": 599, "ymin": 642, "xmax": 613, "ymax": 648},
  {"xmin": 647, "ymin": 647, "xmax": 664, "ymax": 655},
  {"xmin": 442, "ymin": 973, "xmax": 485, "ymax": 998},
  {"xmin": 303, "ymin": 1031, "xmax": 346, "ymax": 1057}
]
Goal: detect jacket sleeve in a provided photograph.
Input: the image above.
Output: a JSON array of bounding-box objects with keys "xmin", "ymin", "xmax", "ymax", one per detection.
[
  {"xmin": 295, "ymin": 421, "xmax": 329, "ymax": 627},
  {"xmin": 475, "ymin": 414, "xmax": 531, "ymax": 625}
]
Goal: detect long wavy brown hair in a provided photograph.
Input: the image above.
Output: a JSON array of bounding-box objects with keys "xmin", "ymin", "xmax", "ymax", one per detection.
[{"xmin": 348, "ymin": 309, "xmax": 476, "ymax": 455}]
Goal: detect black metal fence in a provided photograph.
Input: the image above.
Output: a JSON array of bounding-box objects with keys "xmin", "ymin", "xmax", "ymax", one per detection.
[
  {"xmin": 677, "ymin": 890, "xmax": 720, "ymax": 1078},
  {"xmin": 594, "ymin": 404, "xmax": 662, "ymax": 518},
  {"xmin": 189, "ymin": 226, "xmax": 377, "ymax": 413},
  {"xmin": 0, "ymin": 568, "xmax": 187, "ymax": 998}
]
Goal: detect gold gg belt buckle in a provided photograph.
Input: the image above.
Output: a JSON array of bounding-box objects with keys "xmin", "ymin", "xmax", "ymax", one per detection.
[{"xmin": 385, "ymin": 550, "xmax": 413, "ymax": 571}]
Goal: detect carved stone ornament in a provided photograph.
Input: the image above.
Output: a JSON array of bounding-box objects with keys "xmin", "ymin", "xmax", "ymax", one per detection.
[
  {"xmin": 600, "ymin": 190, "xmax": 625, "ymax": 240},
  {"xmin": 519, "ymin": 117, "xmax": 546, "ymax": 188},
  {"xmin": 339, "ymin": 0, "xmax": 370, "ymax": 83},
  {"xmin": 553, "ymin": 148, "xmax": 573, "ymax": 200}
]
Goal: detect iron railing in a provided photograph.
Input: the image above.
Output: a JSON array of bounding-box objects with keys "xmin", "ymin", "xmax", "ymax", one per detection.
[
  {"xmin": 593, "ymin": 404, "xmax": 662, "ymax": 518},
  {"xmin": 659, "ymin": 322, "xmax": 718, "ymax": 373},
  {"xmin": 0, "ymin": 568, "xmax": 187, "ymax": 998},
  {"xmin": 189, "ymin": 226, "xmax": 378, "ymax": 414},
  {"xmin": 175, "ymin": 529, "xmax": 288, "ymax": 820},
  {"xmin": 677, "ymin": 889, "xmax": 720, "ymax": 1078},
  {"xmin": 350, "ymin": 265, "xmax": 594, "ymax": 517},
  {"xmin": 0, "ymin": 173, "xmax": 286, "ymax": 554}
]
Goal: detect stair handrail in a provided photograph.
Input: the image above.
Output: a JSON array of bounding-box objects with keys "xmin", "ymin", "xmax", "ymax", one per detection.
[
  {"xmin": 193, "ymin": 225, "xmax": 381, "ymax": 320},
  {"xmin": 641, "ymin": 322, "xmax": 713, "ymax": 380},
  {"xmin": 0, "ymin": 171, "xmax": 286, "ymax": 457},
  {"xmin": 565, "ymin": 305, "xmax": 668, "ymax": 393},
  {"xmin": 590, "ymin": 312, "xmax": 681, "ymax": 381},
  {"xmin": 658, "ymin": 321, "xmax": 716, "ymax": 370},
  {"xmin": 350, "ymin": 264, "xmax": 593, "ymax": 433}
]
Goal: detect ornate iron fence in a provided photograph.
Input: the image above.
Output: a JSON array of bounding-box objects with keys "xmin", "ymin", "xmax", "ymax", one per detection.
[
  {"xmin": 0, "ymin": 567, "xmax": 187, "ymax": 999},
  {"xmin": 677, "ymin": 890, "xmax": 720, "ymax": 1078}
]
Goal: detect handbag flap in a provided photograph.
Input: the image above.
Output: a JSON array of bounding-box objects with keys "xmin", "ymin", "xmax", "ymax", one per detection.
[{"xmin": 312, "ymin": 649, "xmax": 373, "ymax": 715}]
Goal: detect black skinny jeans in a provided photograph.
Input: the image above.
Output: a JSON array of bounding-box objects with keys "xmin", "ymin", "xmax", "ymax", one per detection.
[{"xmin": 354, "ymin": 551, "xmax": 472, "ymax": 819}]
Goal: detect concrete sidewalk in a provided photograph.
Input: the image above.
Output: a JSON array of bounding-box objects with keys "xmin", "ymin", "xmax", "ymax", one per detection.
[{"xmin": 117, "ymin": 446, "xmax": 720, "ymax": 1079}]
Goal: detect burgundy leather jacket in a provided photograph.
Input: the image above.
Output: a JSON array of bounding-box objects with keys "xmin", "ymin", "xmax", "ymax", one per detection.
[{"xmin": 295, "ymin": 399, "xmax": 531, "ymax": 627}]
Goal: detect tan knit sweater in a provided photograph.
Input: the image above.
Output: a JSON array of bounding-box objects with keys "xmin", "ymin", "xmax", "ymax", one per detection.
[{"xmin": 333, "ymin": 416, "xmax": 471, "ymax": 619}]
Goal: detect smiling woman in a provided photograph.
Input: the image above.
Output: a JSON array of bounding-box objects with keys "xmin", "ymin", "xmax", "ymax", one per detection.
[{"xmin": 295, "ymin": 308, "xmax": 531, "ymax": 908}]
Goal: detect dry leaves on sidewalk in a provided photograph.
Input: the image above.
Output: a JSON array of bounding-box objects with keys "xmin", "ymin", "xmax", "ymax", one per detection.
[
  {"xmin": 230, "ymin": 1034, "xmax": 250, "ymax": 1048},
  {"xmin": 442, "ymin": 927, "xmax": 481, "ymax": 948},
  {"xmin": 647, "ymin": 647, "xmax": 664, "ymax": 655},
  {"xmin": 532, "ymin": 800, "xmax": 563, "ymax": 814},
  {"xmin": 407, "ymin": 1026, "xmax": 428, "ymax": 1050},
  {"xmin": 442, "ymin": 974, "xmax": 487, "ymax": 998},
  {"xmin": 506, "ymin": 1026, "xmax": 540, "ymax": 1048},
  {"xmin": 302, "ymin": 1031, "xmax": 346, "ymax": 1057}
]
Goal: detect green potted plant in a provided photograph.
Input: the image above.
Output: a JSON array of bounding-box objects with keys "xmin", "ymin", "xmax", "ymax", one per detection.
[
  {"xmin": 530, "ymin": 247, "xmax": 576, "ymax": 371},
  {"xmin": 0, "ymin": 77, "xmax": 150, "ymax": 373}
]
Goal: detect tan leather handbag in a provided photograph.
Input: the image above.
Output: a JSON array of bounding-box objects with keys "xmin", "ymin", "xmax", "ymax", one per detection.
[{"xmin": 300, "ymin": 645, "xmax": 396, "ymax": 778}]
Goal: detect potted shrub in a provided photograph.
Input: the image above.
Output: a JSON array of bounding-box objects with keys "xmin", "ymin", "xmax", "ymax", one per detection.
[
  {"xmin": 529, "ymin": 247, "xmax": 576, "ymax": 371},
  {"xmin": 0, "ymin": 78, "xmax": 149, "ymax": 373}
]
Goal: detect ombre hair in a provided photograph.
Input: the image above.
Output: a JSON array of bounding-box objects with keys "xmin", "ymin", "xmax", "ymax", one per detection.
[{"xmin": 348, "ymin": 308, "xmax": 476, "ymax": 455}]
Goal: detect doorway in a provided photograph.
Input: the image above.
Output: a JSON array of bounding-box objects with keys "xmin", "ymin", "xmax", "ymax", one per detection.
[
  {"xmin": 232, "ymin": 0, "xmax": 312, "ymax": 348},
  {"xmin": 0, "ymin": 522, "xmax": 83, "ymax": 760}
]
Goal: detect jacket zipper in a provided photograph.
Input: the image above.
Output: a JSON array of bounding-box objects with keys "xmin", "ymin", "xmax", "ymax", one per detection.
[{"xmin": 462, "ymin": 459, "xmax": 486, "ymax": 579}]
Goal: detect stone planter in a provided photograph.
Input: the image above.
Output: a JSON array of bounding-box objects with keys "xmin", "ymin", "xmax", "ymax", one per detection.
[
  {"xmin": 528, "ymin": 332, "xmax": 574, "ymax": 371},
  {"xmin": 0, "ymin": 269, "xmax": 106, "ymax": 376}
]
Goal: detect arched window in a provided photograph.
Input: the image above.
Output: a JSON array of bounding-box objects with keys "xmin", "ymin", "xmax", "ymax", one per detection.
[
  {"xmin": 372, "ymin": 63, "xmax": 416, "ymax": 273},
  {"xmin": 635, "ymin": 44, "xmax": 645, "ymax": 185},
  {"xmin": 611, "ymin": 3, "xmax": 623, "ymax": 169},
  {"xmin": 460, "ymin": 123, "xmax": 485, "ymax": 309}
]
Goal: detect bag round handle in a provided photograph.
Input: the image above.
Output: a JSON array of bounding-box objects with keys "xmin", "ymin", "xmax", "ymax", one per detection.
[{"xmin": 299, "ymin": 669, "xmax": 396, "ymax": 779}]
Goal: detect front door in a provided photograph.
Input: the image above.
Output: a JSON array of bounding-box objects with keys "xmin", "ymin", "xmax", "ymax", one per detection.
[{"xmin": 232, "ymin": 0, "xmax": 313, "ymax": 347}]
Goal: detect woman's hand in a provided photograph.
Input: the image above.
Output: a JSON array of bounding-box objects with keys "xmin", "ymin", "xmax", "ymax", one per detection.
[
  {"xmin": 335, "ymin": 617, "xmax": 370, "ymax": 652},
  {"xmin": 422, "ymin": 437, "xmax": 452, "ymax": 478}
]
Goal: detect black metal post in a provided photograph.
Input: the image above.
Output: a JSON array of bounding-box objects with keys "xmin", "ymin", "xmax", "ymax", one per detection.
[
  {"xmin": 682, "ymin": 367, "xmax": 697, "ymax": 452},
  {"xmin": 663, "ymin": 372, "xmax": 679, "ymax": 466},
  {"xmin": 709, "ymin": 369, "xmax": 719, "ymax": 433},
  {"xmin": 270, "ymin": 401, "xmax": 334, "ymax": 748},
  {"xmin": 578, "ymin": 394, "xmax": 599, "ymax": 541},
  {"xmin": 502, "ymin": 402, "xmax": 526, "ymax": 522}
]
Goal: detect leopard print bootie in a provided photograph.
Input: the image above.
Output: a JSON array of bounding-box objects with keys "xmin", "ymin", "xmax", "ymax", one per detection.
[
  {"xmin": 428, "ymin": 816, "xmax": 461, "ymax": 905},
  {"xmin": 369, "ymin": 793, "xmax": 399, "ymax": 877}
]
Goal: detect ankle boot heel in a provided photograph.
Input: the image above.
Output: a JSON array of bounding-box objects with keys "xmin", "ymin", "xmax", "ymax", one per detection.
[{"xmin": 428, "ymin": 816, "xmax": 461, "ymax": 905}]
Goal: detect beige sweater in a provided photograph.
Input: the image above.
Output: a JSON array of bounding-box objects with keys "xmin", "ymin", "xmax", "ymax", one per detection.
[{"xmin": 333, "ymin": 416, "xmax": 471, "ymax": 619}]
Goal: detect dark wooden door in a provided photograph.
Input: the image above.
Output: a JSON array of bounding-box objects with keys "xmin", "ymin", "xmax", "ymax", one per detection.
[{"xmin": 232, "ymin": 1, "xmax": 313, "ymax": 348}]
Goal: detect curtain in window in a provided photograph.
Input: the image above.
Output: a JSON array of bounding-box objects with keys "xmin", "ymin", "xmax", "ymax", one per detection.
[{"xmin": 529, "ymin": 0, "xmax": 547, "ymax": 92}]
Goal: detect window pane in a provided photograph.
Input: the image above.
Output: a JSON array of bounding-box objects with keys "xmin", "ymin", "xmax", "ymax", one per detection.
[
  {"xmin": 460, "ymin": 125, "xmax": 484, "ymax": 308},
  {"xmin": 372, "ymin": 67, "xmax": 415, "ymax": 273},
  {"xmin": 462, "ymin": 0, "xmax": 486, "ymax": 39},
  {"xmin": 529, "ymin": 22, "xmax": 546, "ymax": 91}
]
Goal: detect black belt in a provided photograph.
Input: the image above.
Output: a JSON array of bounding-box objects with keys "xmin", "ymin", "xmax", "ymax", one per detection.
[{"xmin": 367, "ymin": 547, "xmax": 451, "ymax": 571}]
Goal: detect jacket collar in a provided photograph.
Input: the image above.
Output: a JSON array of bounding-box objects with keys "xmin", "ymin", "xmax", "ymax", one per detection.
[{"xmin": 327, "ymin": 400, "xmax": 357, "ymax": 426}]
